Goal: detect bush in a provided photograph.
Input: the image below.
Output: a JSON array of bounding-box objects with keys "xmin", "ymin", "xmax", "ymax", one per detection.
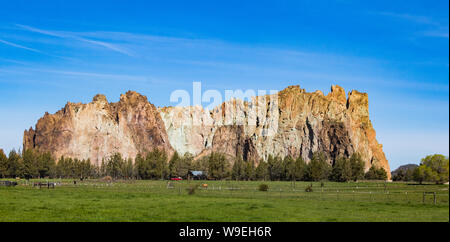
[
  {"xmin": 305, "ymin": 184, "xmax": 313, "ymax": 192},
  {"xmin": 258, "ymin": 184, "xmax": 269, "ymax": 192}
]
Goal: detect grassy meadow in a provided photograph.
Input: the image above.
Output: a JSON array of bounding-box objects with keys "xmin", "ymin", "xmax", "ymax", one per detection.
[{"xmin": 0, "ymin": 179, "xmax": 448, "ymax": 222}]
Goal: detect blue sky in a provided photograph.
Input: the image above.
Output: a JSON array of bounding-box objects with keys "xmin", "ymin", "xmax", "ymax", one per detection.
[{"xmin": 0, "ymin": 0, "xmax": 448, "ymax": 170}]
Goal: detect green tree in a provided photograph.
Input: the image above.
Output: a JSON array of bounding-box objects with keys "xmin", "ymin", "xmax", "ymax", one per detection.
[
  {"xmin": 0, "ymin": 149, "xmax": 8, "ymax": 178},
  {"xmin": 168, "ymin": 152, "xmax": 193, "ymax": 178},
  {"xmin": 412, "ymin": 164, "xmax": 437, "ymax": 184},
  {"xmin": 78, "ymin": 159, "xmax": 94, "ymax": 179},
  {"xmin": 179, "ymin": 153, "xmax": 193, "ymax": 178},
  {"xmin": 106, "ymin": 153, "xmax": 124, "ymax": 179},
  {"xmin": 255, "ymin": 161, "xmax": 269, "ymax": 181},
  {"xmin": 392, "ymin": 169, "xmax": 406, "ymax": 181},
  {"xmin": 192, "ymin": 155, "xmax": 208, "ymax": 173},
  {"xmin": 364, "ymin": 165, "xmax": 388, "ymax": 180},
  {"xmin": 56, "ymin": 156, "xmax": 75, "ymax": 178},
  {"xmin": 8, "ymin": 150, "xmax": 24, "ymax": 178},
  {"xmin": 121, "ymin": 158, "xmax": 134, "ymax": 179},
  {"xmin": 37, "ymin": 152, "xmax": 56, "ymax": 178},
  {"xmin": 330, "ymin": 157, "xmax": 352, "ymax": 182},
  {"xmin": 207, "ymin": 153, "xmax": 228, "ymax": 180},
  {"xmin": 135, "ymin": 153, "xmax": 149, "ymax": 179},
  {"xmin": 305, "ymin": 152, "xmax": 331, "ymax": 181},
  {"xmin": 168, "ymin": 151, "xmax": 181, "ymax": 178},
  {"xmin": 349, "ymin": 153, "xmax": 365, "ymax": 181},
  {"xmin": 267, "ymin": 155, "xmax": 284, "ymax": 181},
  {"xmin": 134, "ymin": 150, "xmax": 169, "ymax": 180},
  {"xmin": 231, "ymin": 156, "xmax": 245, "ymax": 180},
  {"xmin": 293, "ymin": 156, "xmax": 307, "ymax": 181},
  {"xmin": 283, "ymin": 156, "xmax": 295, "ymax": 181},
  {"xmin": 244, "ymin": 161, "xmax": 255, "ymax": 181},
  {"xmin": 147, "ymin": 149, "xmax": 168, "ymax": 180},
  {"xmin": 420, "ymin": 154, "xmax": 449, "ymax": 184},
  {"xmin": 22, "ymin": 149, "xmax": 39, "ymax": 179}
]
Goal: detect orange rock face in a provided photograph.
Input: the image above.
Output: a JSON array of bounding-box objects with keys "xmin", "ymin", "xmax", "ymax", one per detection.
[
  {"xmin": 23, "ymin": 91, "xmax": 173, "ymax": 166},
  {"xmin": 23, "ymin": 85, "xmax": 390, "ymax": 178}
]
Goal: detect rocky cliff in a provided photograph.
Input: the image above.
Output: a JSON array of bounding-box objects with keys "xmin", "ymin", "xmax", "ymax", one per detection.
[
  {"xmin": 23, "ymin": 85, "xmax": 390, "ymax": 178},
  {"xmin": 23, "ymin": 91, "xmax": 173, "ymax": 166}
]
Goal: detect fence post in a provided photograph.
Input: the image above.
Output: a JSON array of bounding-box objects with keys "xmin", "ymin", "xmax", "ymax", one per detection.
[
  {"xmin": 230, "ymin": 184, "xmax": 233, "ymax": 197},
  {"xmin": 434, "ymin": 192, "xmax": 437, "ymax": 205},
  {"xmin": 423, "ymin": 192, "xmax": 425, "ymax": 204}
]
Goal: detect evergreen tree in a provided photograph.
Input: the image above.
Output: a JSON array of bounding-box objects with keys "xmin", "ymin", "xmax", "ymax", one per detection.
[
  {"xmin": 37, "ymin": 152, "xmax": 56, "ymax": 178},
  {"xmin": 364, "ymin": 165, "xmax": 388, "ymax": 180},
  {"xmin": 22, "ymin": 149, "xmax": 39, "ymax": 179},
  {"xmin": 135, "ymin": 153, "xmax": 148, "ymax": 179},
  {"xmin": 231, "ymin": 156, "xmax": 245, "ymax": 180},
  {"xmin": 106, "ymin": 153, "xmax": 124, "ymax": 179},
  {"xmin": 293, "ymin": 156, "xmax": 307, "ymax": 181},
  {"xmin": 330, "ymin": 157, "xmax": 352, "ymax": 182},
  {"xmin": 305, "ymin": 152, "xmax": 331, "ymax": 181},
  {"xmin": 146, "ymin": 149, "xmax": 168, "ymax": 180},
  {"xmin": 350, "ymin": 153, "xmax": 365, "ymax": 181},
  {"xmin": 207, "ymin": 152, "xmax": 228, "ymax": 180},
  {"xmin": 0, "ymin": 149, "xmax": 8, "ymax": 178},
  {"xmin": 122, "ymin": 158, "xmax": 134, "ymax": 179},
  {"xmin": 255, "ymin": 161, "xmax": 269, "ymax": 181},
  {"xmin": 169, "ymin": 151, "xmax": 181, "ymax": 178},
  {"xmin": 267, "ymin": 155, "xmax": 284, "ymax": 181},
  {"xmin": 283, "ymin": 156, "xmax": 295, "ymax": 181},
  {"xmin": 244, "ymin": 160, "xmax": 255, "ymax": 181},
  {"xmin": 8, "ymin": 150, "xmax": 24, "ymax": 178}
]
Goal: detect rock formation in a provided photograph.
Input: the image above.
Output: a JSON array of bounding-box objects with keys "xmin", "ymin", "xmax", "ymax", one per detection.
[
  {"xmin": 23, "ymin": 91, "xmax": 173, "ymax": 166},
  {"xmin": 23, "ymin": 85, "xmax": 390, "ymax": 178}
]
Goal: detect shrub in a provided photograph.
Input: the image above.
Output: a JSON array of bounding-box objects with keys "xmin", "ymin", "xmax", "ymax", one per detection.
[
  {"xmin": 258, "ymin": 184, "xmax": 269, "ymax": 191},
  {"xmin": 305, "ymin": 184, "xmax": 313, "ymax": 192}
]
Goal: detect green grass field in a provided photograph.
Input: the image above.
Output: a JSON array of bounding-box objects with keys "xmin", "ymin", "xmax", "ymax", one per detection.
[{"xmin": 0, "ymin": 179, "xmax": 448, "ymax": 222}]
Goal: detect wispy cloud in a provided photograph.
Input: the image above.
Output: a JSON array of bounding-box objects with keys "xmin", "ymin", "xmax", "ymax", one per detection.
[
  {"xmin": 378, "ymin": 12, "xmax": 440, "ymax": 26},
  {"xmin": 423, "ymin": 30, "xmax": 449, "ymax": 38},
  {"xmin": 0, "ymin": 38, "xmax": 78, "ymax": 61},
  {"xmin": 16, "ymin": 24, "xmax": 134, "ymax": 56},
  {"xmin": 0, "ymin": 38, "xmax": 44, "ymax": 53}
]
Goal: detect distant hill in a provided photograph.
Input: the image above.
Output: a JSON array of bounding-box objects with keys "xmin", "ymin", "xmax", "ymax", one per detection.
[{"xmin": 391, "ymin": 164, "xmax": 418, "ymax": 177}]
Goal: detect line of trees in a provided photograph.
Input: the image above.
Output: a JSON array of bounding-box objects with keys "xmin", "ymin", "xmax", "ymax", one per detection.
[
  {"xmin": 232, "ymin": 152, "xmax": 386, "ymax": 182},
  {"xmin": 0, "ymin": 149, "xmax": 389, "ymax": 182}
]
